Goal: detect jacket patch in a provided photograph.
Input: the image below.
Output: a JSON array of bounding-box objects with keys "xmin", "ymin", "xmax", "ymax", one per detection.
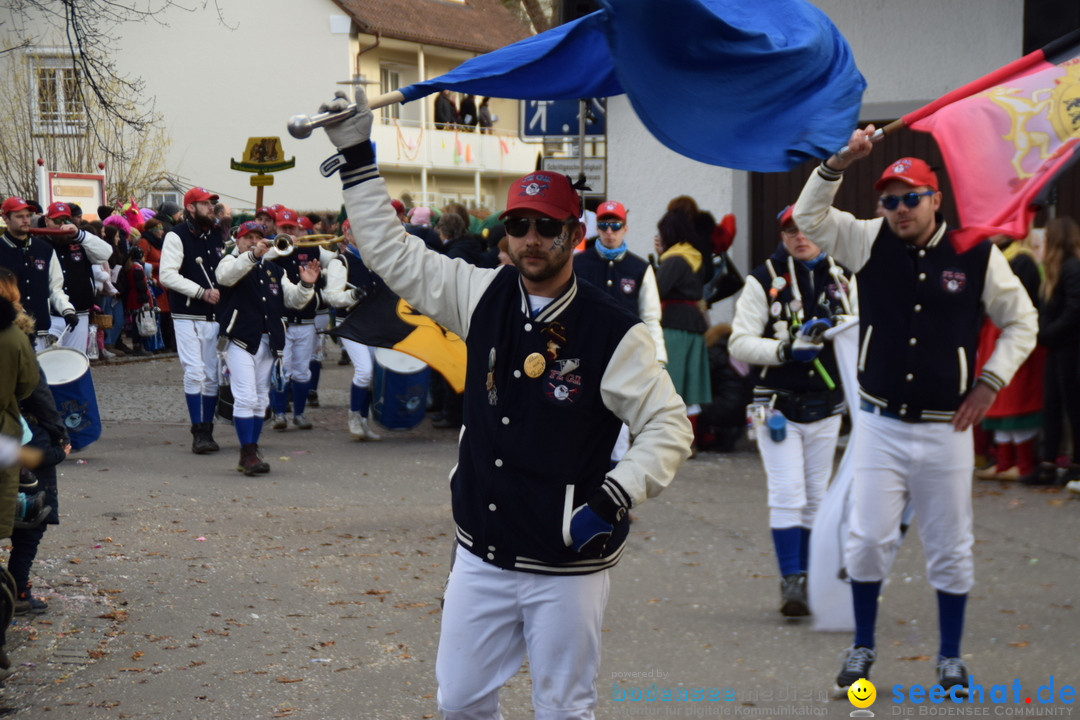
[
  {"xmin": 544, "ymin": 360, "xmax": 582, "ymax": 406},
  {"xmin": 620, "ymin": 277, "xmax": 637, "ymax": 295},
  {"xmin": 941, "ymin": 269, "xmax": 966, "ymax": 294},
  {"xmin": 34, "ymin": 258, "xmax": 46, "ymax": 271}
]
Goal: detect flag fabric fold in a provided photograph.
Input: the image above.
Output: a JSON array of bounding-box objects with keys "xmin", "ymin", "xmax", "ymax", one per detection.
[
  {"xmin": 397, "ymin": 0, "xmax": 865, "ymax": 172},
  {"xmin": 907, "ymin": 29, "xmax": 1080, "ymax": 250}
]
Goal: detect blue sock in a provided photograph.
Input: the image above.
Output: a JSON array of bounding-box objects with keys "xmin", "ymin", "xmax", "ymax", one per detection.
[
  {"xmin": 350, "ymin": 384, "xmax": 370, "ymax": 415},
  {"xmin": 252, "ymin": 416, "xmax": 264, "ymax": 443},
  {"xmin": 851, "ymin": 580, "xmax": 882, "ymax": 650},
  {"xmin": 799, "ymin": 527, "xmax": 811, "ymax": 573},
  {"xmin": 937, "ymin": 591, "xmax": 967, "ymax": 658},
  {"xmin": 309, "ymin": 361, "xmax": 321, "ymax": 390},
  {"xmin": 292, "ymin": 381, "xmax": 310, "ymax": 415},
  {"xmin": 270, "ymin": 388, "xmax": 288, "ymax": 415},
  {"xmin": 771, "ymin": 527, "xmax": 802, "ymax": 577},
  {"xmin": 185, "ymin": 394, "xmax": 202, "ymax": 424},
  {"xmin": 201, "ymin": 395, "xmax": 217, "ymax": 424},
  {"xmin": 234, "ymin": 416, "xmax": 255, "ymax": 445}
]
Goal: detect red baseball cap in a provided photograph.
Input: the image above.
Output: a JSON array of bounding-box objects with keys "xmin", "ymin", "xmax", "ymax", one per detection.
[
  {"xmin": 297, "ymin": 216, "xmax": 314, "ymax": 232},
  {"xmin": 500, "ymin": 172, "xmax": 581, "ymax": 221},
  {"xmin": 236, "ymin": 221, "xmax": 265, "ymax": 238},
  {"xmin": 875, "ymin": 157, "xmax": 939, "ymax": 192},
  {"xmin": 46, "ymin": 201, "xmax": 73, "ymax": 220},
  {"xmin": 777, "ymin": 205, "xmax": 794, "ymax": 227},
  {"xmin": 596, "ymin": 200, "xmax": 627, "ymax": 221},
  {"xmin": 184, "ymin": 187, "xmax": 219, "ymax": 207},
  {"xmin": 275, "ymin": 208, "xmax": 300, "ymax": 228},
  {"xmin": 2, "ymin": 197, "xmax": 32, "ymax": 215},
  {"xmin": 390, "ymin": 199, "xmax": 406, "ymax": 215},
  {"xmin": 256, "ymin": 206, "xmax": 274, "ymax": 219}
]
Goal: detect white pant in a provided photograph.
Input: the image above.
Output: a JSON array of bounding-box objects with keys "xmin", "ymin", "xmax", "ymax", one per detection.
[
  {"xmin": 174, "ymin": 318, "xmax": 220, "ymax": 396},
  {"xmin": 436, "ymin": 548, "xmax": 609, "ymax": 720},
  {"xmin": 341, "ymin": 338, "xmax": 374, "ymax": 386},
  {"xmin": 313, "ymin": 313, "xmax": 330, "ymax": 362},
  {"xmin": 756, "ymin": 414, "xmax": 840, "ymax": 529},
  {"xmin": 282, "ymin": 324, "xmax": 316, "ymax": 383},
  {"xmin": 227, "ymin": 338, "xmax": 272, "ymax": 418},
  {"xmin": 846, "ymin": 410, "xmax": 974, "ymax": 594},
  {"xmin": 49, "ymin": 312, "xmax": 90, "ymax": 353}
]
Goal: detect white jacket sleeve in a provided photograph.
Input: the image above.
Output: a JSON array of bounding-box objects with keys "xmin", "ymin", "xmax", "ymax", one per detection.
[
  {"xmin": 342, "ymin": 175, "xmax": 499, "ymax": 338},
  {"xmin": 77, "ymin": 230, "xmax": 113, "ymax": 264},
  {"xmin": 978, "ymin": 244, "xmax": 1038, "ymax": 391},
  {"xmin": 48, "ymin": 252, "xmax": 74, "ymax": 315},
  {"xmin": 283, "ymin": 275, "xmax": 315, "ymax": 310},
  {"xmin": 159, "ymin": 231, "xmax": 205, "ymax": 299},
  {"xmin": 728, "ymin": 275, "xmax": 785, "ymax": 366},
  {"xmin": 323, "ymin": 256, "xmax": 356, "ymax": 309},
  {"xmin": 214, "ymin": 251, "xmax": 255, "ymax": 288},
  {"xmin": 792, "ymin": 169, "xmax": 883, "ymax": 273},
  {"xmin": 637, "ymin": 265, "xmax": 667, "ymax": 365},
  {"xmin": 600, "ymin": 323, "xmax": 693, "ymax": 506}
]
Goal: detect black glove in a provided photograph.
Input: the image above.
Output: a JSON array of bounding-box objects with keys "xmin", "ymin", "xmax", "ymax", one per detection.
[{"xmin": 63, "ymin": 312, "xmax": 78, "ymax": 330}]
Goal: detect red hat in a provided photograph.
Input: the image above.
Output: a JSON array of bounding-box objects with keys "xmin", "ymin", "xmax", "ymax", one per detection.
[
  {"xmin": 275, "ymin": 208, "xmax": 300, "ymax": 228},
  {"xmin": 500, "ymin": 172, "xmax": 581, "ymax": 221},
  {"xmin": 297, "ymin": 216, "xmax": 314, "ymax": 232},
  {"xmin": 875, "ymin": 157, "xmax": 939, "ymax": 192},
  {"xmin": 777, "ymin": 205, "xmax": 794, "ymax": 227},
  {"xmin": 46, "ymin": 201, "xmax": 73, "ymax": 220},
  {"xmin": 341, "ymin": 219, "xmax": 351, "ymax": 233},
  {"xmin": 236, "ymin": 220, "xmax": 265, "ymax": 238},
  {"xmin": 1, "ymin": 197, "xmax": 32, "ymax": 215},
  {"xmin": 390, "ymin": 199, "xmax": 406, "ymax": 215},
  {"xmin": 596, "ymin": 200, "xmax": 627, "ymax": 221},
  {"xmin": 256, "ymin": 206, "xmax": 274, "ymax": 219},
  {"xmin": 184, "ymin": 187, "xmax": 219, "ymax": 207}
]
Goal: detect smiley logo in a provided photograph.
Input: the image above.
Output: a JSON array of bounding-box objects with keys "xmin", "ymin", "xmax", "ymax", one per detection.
[{"xmin": 848, "ymin": 678, "xmax": 876, "ymax": 708}]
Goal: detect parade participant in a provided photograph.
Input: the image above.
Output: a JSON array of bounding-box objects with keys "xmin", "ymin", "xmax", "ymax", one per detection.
[
  {"xmin": 43, "ymin": 202, "xmax": 113, "ymax": 351},
  {"xmin": 159, "ymin": 187, "xmax": 225, "ymax": 455},
  {"xmin": 268, "ymin": 208, "xmax": 323, "ymax": 430},
  {"xmin": 1, "ymin": 197, "xmax": 77, "ymax": 350},
  {"xmin": 255, "ymin": 207, "xmax": 277, "ymax": 237},
  {"xmin": 792, "ymin": 126, "xmax": 1037, "ymax": 695},
  {"xmin": 323, "ymin": 218, "xmax": 381, "ymax": 441},
  {"xmin": 729, "ymin": 204, "xmax": 855, "ymax": 617},
  {"xmin": 316, "ymin": 88, "xmax": 692, "ymax": 719},
  {"xmin": 215, "ymin": 221, "xmax": 317, "ymax": 474},
  {"xmin": 574, "ymin": 199, "xmax": 666, "ymax": 464}
]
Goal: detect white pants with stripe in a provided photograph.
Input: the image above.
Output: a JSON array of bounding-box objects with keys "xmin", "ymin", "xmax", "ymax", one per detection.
[
  {"xmin": 282, "ymin": 323, "xmax": 316, "ymax": 383},
  {"xmin": 226, "ymin": 338, "xmax": 272, "ymax": 418},
  {"xmin": 845, "ymin": 410, "xmax": 974, "ymax": 594},
  {"xmin": 436, "ymin": 548, "xmax": 609, "ymax": 720},
  {"xmin": 341, "ymin": 338, "xmax": 374, "ymax": 387},
  {"xmin": 756, "ymin": 414, "xmax": 841, "ymax": 528},
  {"xmin": 48, "ymin": 312, "xmax": 90, "ymax": 353},
  {"xmin": 174, "ymin": 318, "xmax": 219, "ymax": 396}
]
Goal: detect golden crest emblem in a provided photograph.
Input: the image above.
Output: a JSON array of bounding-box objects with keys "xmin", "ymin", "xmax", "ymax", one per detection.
[{"xmin": 1049, "ymin": 59, "xmax": 1080, "ymax": 143}]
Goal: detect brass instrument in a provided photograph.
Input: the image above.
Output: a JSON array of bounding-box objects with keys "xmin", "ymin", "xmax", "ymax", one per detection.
[
  {"xmin": 292, "ymin": 234, "xmax": 344, "ymax": 247},
  {"xmin": 28, "ymin": 227, "xmax": 78, "ymax": 247}
]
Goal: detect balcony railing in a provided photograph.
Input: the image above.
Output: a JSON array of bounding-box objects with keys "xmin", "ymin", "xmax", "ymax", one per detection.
[{"xmin": 371, "ymin": 117, "xmax": 538, "ymax": 174}]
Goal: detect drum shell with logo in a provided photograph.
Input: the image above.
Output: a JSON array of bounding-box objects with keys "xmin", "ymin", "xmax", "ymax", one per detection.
[
  {"xmin": 37, "ymin": 346, "xmax": 102, "ymax": 451},
  {"xmin": 372, "ymin": 348, "xmax": 430, "ymax": 430}
]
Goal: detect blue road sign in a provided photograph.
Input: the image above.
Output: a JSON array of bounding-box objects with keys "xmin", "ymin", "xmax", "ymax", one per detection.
[{"xmin": 520, "ymin": 98, "xmax": 606, "ymax": 141}]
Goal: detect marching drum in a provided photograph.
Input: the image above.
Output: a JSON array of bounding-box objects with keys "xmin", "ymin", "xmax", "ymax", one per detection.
[
  {"xmin": 372, "ymin": 348, "xmax": 430, "ymax": 430},
  {"xmin": 37, "ymin": 346, "xmax": 102, "ymax": 450}
]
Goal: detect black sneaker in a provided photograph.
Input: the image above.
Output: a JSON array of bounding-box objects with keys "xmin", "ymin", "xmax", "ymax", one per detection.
[
  {"xmin": 14, "ymin": 591, "xmax": 48, "ymax": 616},
  {"xmin": 936, "ymin": 656, "xmax": 969, "ymax": 697},
  {"xmin": 307, "ymin": 390, "xmax": 320, "ymax": 408},
  {"xmin": 834, "ymin": 646, "xmax": 875, "ymax": 697},
  {"xmin": 780, "ymin": 573, "xmax": 810, "ymax": 617}
]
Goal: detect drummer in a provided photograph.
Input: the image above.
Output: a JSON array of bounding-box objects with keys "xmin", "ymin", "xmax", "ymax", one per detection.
[
  {"xmin": 323, "ymin": 218, "xmax": 381, "ymax": 441},
  {"xmin": 42, "ymin": 202, "xmax": 113, "ymax": 352},
  {"xmin": 215, "ymin": 221, "xmax": 318, "ymax": 475}
]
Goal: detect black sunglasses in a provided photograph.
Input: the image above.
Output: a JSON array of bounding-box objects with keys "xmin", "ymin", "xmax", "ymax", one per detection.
[
  {"xmin": 596, "ymin": 221, "xmax": 624, "ymax": 232},
  {"xmin": 504, "ymin": 217, "xmax": 566, "ymax": 238},
  {"xmin": 879, "ymin": 190, "xmax": 935, "ymax": 211}
]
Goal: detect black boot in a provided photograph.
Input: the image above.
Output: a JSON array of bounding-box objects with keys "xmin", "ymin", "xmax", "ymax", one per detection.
[
  {"xmin": 202, "ymin": 423, "xmax": 220, "ymax": 452},
  {"xmin": 237, "ymin": 444, "xmax": 270, "ymax": 476},
  {"xmin": 191, "ymin": 423, "xmax": 215, "ymax": 455}
]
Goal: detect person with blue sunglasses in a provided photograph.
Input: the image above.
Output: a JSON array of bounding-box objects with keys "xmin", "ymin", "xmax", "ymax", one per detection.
[{"xmin": 793, "ymin": 125, "xmax": 1037, "ymax": 699}]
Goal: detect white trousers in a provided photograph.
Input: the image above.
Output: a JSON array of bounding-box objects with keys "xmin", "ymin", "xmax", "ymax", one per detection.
[
  {"xmin": 49, "ymin": 312, "xmax": 90, "ymax": 353},
  {"xmin": 846, "ymin": 410, "xmax": 974, "ymax": 594},
  {"xmin": 227, "ymin": 338, "xmax": 272, "ymax": 418},
  {"xmin": 282, "ymin": 324, "xmax": 316, "ymax": 383},
  {"xmin": 312, "ymin": 313, "xmax": 330, "ymax": 362},
  {"xmin": 436, "ymin": 548, "xmax": 609, "ymax": 720},
  {"xmin": 341, "ymin": 338, "xmax": 374, "ymax": 386},
  {"xmin": 174, "ymin": 318, "xmax": 220, "ymax": 396},
  {"xmin": 756, "ymin": 414, "xmax": 841, "ymax": 529}
]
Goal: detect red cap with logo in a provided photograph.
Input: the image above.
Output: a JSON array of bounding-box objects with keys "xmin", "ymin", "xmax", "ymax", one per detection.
[
  {"xmin": 236, "ymin": 221, "xmax": 265, "ymax": 238},
  {"xmin": 184, "ymin": 187, "xmax": 220, "ymax": 207},
  {"xmin": 874, "ymin": 157, "xmax": 939, "ymax": 192},
  {"xmin": 275, "ymin": 208, "xmax": 300, "ymax": 228},
  {"xmin": 47, "ymin": 201, "xmax": 73, "ymax": 220},
  {"xmin": 297, "ymin": 216, "xmax": 314, "ymax": 232},
  {"xmin": 596, "ymin": 200, "xmax": 627, "ymax": 221},
  {"xmin": 500, "ymin": 172, "xmax": 581, "ymax": 221},
  {"xmin": 256, "ymin": 206, "xmax": 274, "ymax": 219},
  {"xmin": 2, "ymin": 197, "xmax": 32, "ymax": 215}
]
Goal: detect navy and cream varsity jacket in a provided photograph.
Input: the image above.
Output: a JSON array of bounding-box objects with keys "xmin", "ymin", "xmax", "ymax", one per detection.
[
  {"xmin": 160, "ymin": 220, "xmax": 224, "ymax": 321},
  {"xmin": 332, "ymin": 140, "xmax": 692, "ymax": 575},
  {"xmin": 0, "ymin": 233, "xmax": 74, "ymax": 335},
  {"xmin": 215, "ymin": 250, "xmax": 314, "ymax": 354}
]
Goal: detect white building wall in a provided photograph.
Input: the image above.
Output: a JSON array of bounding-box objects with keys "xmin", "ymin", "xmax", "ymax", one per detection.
[{"xmin": 607, "ymin": 0, "xmax": 1024, "ymax": 321}]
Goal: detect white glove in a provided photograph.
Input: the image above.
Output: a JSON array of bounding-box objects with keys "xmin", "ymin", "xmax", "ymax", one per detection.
[{"xmin": 319, "ymin": 89, "xmax": 373, "ymax": 151}]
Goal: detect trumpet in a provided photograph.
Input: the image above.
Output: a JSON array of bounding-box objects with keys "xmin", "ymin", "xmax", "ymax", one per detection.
[{"xmin": 258, "ymin": 234, "xmax": 343, "ymax": 258}]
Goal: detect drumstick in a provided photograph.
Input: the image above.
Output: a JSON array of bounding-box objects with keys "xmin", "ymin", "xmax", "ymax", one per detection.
[
  {"xmin": 194, "ymin": 256, "xmax": 215, "ymax": 288},
  {"xmin": 829, "ymin": 265, "xmax": 853, "ymax": 316}
]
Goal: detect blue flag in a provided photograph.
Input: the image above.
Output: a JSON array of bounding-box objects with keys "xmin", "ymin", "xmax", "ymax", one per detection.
[{"xmin": 397, "ymin": 0, "xmax": 865, "ymax": 172}]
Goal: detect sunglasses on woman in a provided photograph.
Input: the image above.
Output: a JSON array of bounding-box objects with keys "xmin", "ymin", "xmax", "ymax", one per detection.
[
  {"xmin": 878, "ymin": 190, "xmax": 935, "ymax": 211},
  {"xmin": 504, "ymin": 217, "xmax": 566, "ymax": 238}
]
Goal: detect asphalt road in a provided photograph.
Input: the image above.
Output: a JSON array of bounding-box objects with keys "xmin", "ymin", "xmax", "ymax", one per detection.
[{"xmin": 1, "ymin": 354, "xmax": 1078, "ymax": 719}]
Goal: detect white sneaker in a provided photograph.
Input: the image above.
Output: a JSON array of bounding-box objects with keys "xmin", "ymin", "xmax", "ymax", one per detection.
[
  {"xmin": 101, "ymin": 348, "xmax": 116, "ymax": 359},
  {"xmin": 293, "ymin": 413, "xmax": 313, "ymax": 430},
  {"xmin": 348, "ymin": 411, "xmax": 366, "ymax": 441},
  {"xmin": 1066, "ymin": 479, "xmax": 1080, "ymax": 495},
  {"xmin": 360, "ymin": 416, "xmax": 381, "ymax": 441},
  {"xmin": 272, "ymin": 414, "xmax": 288, "ymax": 431}
]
